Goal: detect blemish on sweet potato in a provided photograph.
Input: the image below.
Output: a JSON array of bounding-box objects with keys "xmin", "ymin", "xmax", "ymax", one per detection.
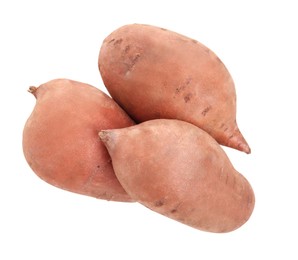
[
  {"xmin": 124, "ymin": 53, "xmax": 141, "ymax": 75},
  {"xmin": 132, "ymin": 53, "xmax": 140, "ymax": 65},
  {"xmin": 170, "ymin": 202, "xmax": 182, "ymax": 213},
  {"xmin": 155, "ymin": 199, "xmax": 165, "ymax": 207},
  {"xmin": 201, "ymin": 105, "xmax": 212, "ymax": 116},
  {"xmin": 114, "ymin": 38, "xmax": 123, "ymax": 45},
  {"xmin": 220, "ymin": 123, "xmax": 225, "ymax": 129},
  {"xmin": 184, "ymin": 93, "xmax": 192, "ymax": 103},
  {"xmin": 108, "ymin": 38, "xmax": 115, "ymax": 44},
  {"xmin": 129, "ymin": 54, "xmax": 140, "ymax": 70},
  {"xmin": 124, "ymin": 45, "xmax": 131, "ymax": 53},
  {"xmin": 175, "ymin": 77, "xmax": 192, "ymax": 94}
]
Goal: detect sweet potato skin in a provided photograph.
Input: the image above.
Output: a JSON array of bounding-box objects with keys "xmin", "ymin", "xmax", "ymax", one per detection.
[
  {"xmin": 23, "ymin": 79, "xmax": 135, "ymax": 202},
  {"xmin": 98, "ymin": 24, "xmax": 250, "ymax": 153},
  {"xmin": 100, "ymin": 119, "xmax": 255, "ymax": 232}
]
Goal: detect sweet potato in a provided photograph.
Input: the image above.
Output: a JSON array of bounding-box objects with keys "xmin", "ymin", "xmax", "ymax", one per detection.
[
  {"xmin": 99, "ymin": 119, "xmax": 255, "ymax": 232},
  {"xmin": 22, "ymin": 78, "xmax": 135, "ymax": 202},
  {"xmin": 98, "ymin": 23, "xmax": 250, "ymax": 153}
]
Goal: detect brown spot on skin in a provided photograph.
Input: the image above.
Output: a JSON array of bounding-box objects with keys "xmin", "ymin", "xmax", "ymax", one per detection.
[
  {"xmin": 220, "ymin": 123, "xmax": 225, "ymax": 129},
  {"xmin": 228, "ymin": 134, "xmax": 234, "ymax": 140},
  {"xmin": 108, "ymin": 38, "xmax": 115, "ymax": 44},
  {"xmin": 124, "ymin": 53, "xmax": 141, "ymax": 73},
  {"xmin": 175, "ymin": 77, "xmax": 192, "ymax": 94},
  {"xmin": 201, "ymin": 106, "xmax": 212, "ymax": 116},
  {"xmin": 160, "ymin": 27, "xmax": 167, "ymax": 31},
  {"xmin": 132, "ymin": 53, "xmax": 140, "ymax": 64},
  {"xmin": 224, "ymin": 127, "xmax": 229, "ymax": 132},
  {"xmin": 154, "ymin": 200, "xmax": 164, "ymax": 207},
  {"xmin": 175, "ymin": 87, "xmax": 182, "ymax": 94},
  {"xmin": 130, "ymin": 53, "xmax": 140, "ymax": 69},
  {"xmin": 191, "ymin": 39, "xmax": 198, "ymax": 44},
  {"xmin": 204, "ymin": 48, "xmax": 211, "ymax": 54},
  {"xmin": 184, "ymin": 93, "xmax": 192, "ymax": 103},
  {"xmin": 175, "ymin": 87, "xmax": 181, "ymax": 94},
  {"xmin": 170, "ymin": 202, "xmax": 182, "ymax": 214},
  {"xmin": 114, "ymin": 38, "xmax": 123, "ymax": 45},
  {"xmin": 124, "ymin": 45, "xmax": 130, "ymax": 53},
  {"xmin": 190, "ymin": 208, "xmax": 196, "ymax": 213}
]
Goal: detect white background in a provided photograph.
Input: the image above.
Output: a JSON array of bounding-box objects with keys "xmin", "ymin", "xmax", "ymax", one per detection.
[{"xmin": 1, "ymin": 0, "xmax": 297, "ymax": 259}]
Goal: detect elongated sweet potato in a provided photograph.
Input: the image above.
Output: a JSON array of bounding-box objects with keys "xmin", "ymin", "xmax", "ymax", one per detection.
[
  {"xmin": 99, "ymin": 119, "xmax": 255, "ymax": 232},
  {"xmin": 98, "ymin": 24, "xmax": 250, "ymax": 153},
  {"xmin": 23, "ymin": 78, "xmax": 135, "ymax": 202}
]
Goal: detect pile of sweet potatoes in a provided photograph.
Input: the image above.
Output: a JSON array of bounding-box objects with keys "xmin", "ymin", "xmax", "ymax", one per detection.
[{"xmin": 23, "ymin": 24, "xmax": 254, "ymax": 233}]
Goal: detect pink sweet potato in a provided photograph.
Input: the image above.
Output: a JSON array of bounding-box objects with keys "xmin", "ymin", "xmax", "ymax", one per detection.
[
  {"xmin": 98, "ymin": 23, "xmax": 250, "ymax": 153},
  {"xmin": 99, "ymin": 119, "xmax": 255, "ymax": 232},
  {"xmin": 23, "ymin": 78, "xmax": 135, "ymax": 202}
]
